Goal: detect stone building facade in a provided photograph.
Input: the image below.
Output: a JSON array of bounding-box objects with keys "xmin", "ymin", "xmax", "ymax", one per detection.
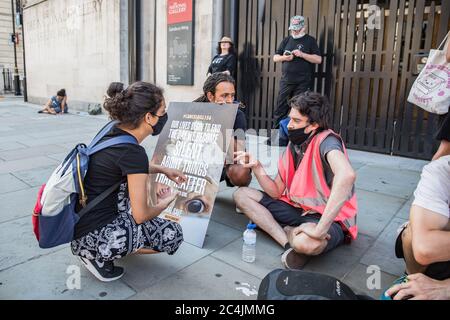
[{"xmin": 22, "ymin": 0, "xmax": 221, "ymax": 111}]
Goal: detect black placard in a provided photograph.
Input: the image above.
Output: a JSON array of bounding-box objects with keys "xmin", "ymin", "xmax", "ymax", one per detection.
[
  {"xmin": 167, "ymin": 0, "xmax": 195, "ymax": 85},
  {"xmin": 167, "ymin": 23, "xmax": 194, "ymax": 85}
]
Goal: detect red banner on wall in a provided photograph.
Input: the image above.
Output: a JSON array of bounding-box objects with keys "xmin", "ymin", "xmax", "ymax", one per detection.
[{"xmin": 167, "ymin": 0, "xmax": 193, "ymax": 25}]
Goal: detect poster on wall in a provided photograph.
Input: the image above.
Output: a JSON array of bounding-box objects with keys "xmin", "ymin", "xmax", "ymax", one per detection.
[
  {"xmin": 167, "ymin": 0, "xmax": 195, "ymax": 85},
  {"xmin": 148, "ymin": 102, "xmax": 238, "ymax": 248}
]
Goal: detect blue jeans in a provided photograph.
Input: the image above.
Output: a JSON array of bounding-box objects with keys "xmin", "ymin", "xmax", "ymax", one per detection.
[{"xmin": 279, "ymin": 117, "xmax": 290, "ymax": 146}]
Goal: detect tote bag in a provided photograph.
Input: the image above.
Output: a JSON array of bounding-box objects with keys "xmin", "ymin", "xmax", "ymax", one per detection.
[{"xmin": 407, "ymin": 31, "xmax": 450, "ymax": 115}]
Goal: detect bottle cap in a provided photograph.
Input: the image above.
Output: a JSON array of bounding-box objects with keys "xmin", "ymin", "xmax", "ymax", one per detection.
[{"xmin": 247, "ymin": 223, "xmax": 257, "ymax": 230}]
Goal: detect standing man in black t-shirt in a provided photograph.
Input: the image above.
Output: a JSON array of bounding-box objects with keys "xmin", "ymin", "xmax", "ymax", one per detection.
[{"xmin": 273, "ymin": 15, "xmax": 322, "ymax": 128}]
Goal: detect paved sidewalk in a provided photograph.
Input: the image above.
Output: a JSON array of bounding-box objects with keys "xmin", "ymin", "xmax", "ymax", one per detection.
[{"xmin": 0, "ymin": 96, "xmax": 428, "ymax": 300}]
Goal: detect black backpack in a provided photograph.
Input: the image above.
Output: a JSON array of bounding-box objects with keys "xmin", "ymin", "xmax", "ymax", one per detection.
[{"xmin": 258, "ymin": 269, "xmax": 374, "ymax": 300}]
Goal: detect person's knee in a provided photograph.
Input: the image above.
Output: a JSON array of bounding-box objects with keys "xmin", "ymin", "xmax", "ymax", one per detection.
[
  {"xmin": 433, "ymin": 140, "xmax": 450, "ymax": 160},
  {"xmin": 233, "ymin": 187, "xmax": 255, "ymax": 207},
  {"xmin": 292, "ymin": 233, "xmax": 327, "ymax": 256},
  {"xmin": 174, "ymin": 224, "xmax": 184, "ymax": 243},
  {"xmin": 167, "ymin": 223, "xmax": 184, "ymax": 254},
  {"xmin": 227, "ymin": 165, "xmax": 252, "ymax": 187},
  {"xmin": 233, "ymin": 187, "xmax": 247, "ymax": 205},
  {"xmin": 441, "ymin": 139, "xmax": 450, "ymax": 151},
  {"xmin": 401, "ymin": 225, "xmax": 428, "ymax": 268},
  {"xmin": 410, "ymin": 228, "xmax": 436, "ymax": 266},
  {"xmin": 402, "ymin": 224, "xmax": 411, "ymax": 241}
]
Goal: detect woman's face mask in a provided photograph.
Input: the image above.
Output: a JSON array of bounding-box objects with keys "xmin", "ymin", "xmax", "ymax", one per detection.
[{"xmin": 150, "ymin": 113, "xmax": 168, "ymax": 136}]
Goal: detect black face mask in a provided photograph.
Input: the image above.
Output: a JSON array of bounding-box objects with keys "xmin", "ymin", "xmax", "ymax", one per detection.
[
  {"xmin": 151, "ymin": 113, "xmax": 168, "ymax": 136},
  {"xmin": 288, "ymin": 126, "xmax": 312, "ymax": 145}
]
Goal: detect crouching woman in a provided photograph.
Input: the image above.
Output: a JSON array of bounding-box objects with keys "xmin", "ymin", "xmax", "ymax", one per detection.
[{"xmin": 71, "ymin": 82, "xmax": 185, "ymax": 282}]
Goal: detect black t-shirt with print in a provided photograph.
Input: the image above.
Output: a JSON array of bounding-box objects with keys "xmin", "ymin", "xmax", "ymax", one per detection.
[
  {"xmin": 234, "ymin": 109, "xmax": 247, "ymax": 134},
  {"xmin": 74, "ymin": 126, "xmax": 149, "ymax": 239},
  {"xmin": 276, "ymin": 35, "xmax": 321, "ymax": 84},
  {"xmin": 208, "ymin": 53, "xmax": 237, "ymax": 79}
]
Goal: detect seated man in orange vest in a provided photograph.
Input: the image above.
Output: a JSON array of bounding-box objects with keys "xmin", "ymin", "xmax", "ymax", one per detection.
[{"xmin": 234, "ymin": 92, "xmax": 358, "ymax": 269}]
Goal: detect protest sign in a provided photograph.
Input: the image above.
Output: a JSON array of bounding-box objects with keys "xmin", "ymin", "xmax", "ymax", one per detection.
[{"xmin": 149, "ymin": 102, "xmax": 238, "ymax": 247}]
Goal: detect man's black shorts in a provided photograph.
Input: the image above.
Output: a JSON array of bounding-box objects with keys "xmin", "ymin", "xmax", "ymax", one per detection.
[
  {"xmin": 259, "ymin": 192, "xmax": 345, "ymax": 253},
  {"xmin": 395, "ymin": 225, "xmax": 450, "ymax": 281}
]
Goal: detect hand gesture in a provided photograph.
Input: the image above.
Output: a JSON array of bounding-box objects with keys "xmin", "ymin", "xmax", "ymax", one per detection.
[
  {"xmin": 284, "ymin": 54, "xmax": 294, "ymax": 62},
  {"xmin": 385, "ymin": 273, "xmax": 450, "ymax": 300},
  {"xmin": 292, "ymin": 222, "xmax": 331, "ymax": 241},
  {"xmin": 155, "ymin": 189, "xmax": 178, "ymax": 212},
  {"xmin": 163, "ymin": 168, "xmax": 187, "ymax": 185},
  {"xmin": 234, "ymin": 151, "xmax": 260, "ymax": 169}
]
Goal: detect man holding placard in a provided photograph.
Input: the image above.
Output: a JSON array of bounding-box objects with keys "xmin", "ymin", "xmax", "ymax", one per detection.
[{"xmin": 194, "ymin": 73, "xmax": 252, "ymax": 188}]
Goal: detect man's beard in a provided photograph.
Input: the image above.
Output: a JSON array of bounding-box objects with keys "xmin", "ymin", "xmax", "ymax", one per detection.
[{"xmin": 292, "ymin": 32, "xmax": 306, "ymax": 39}]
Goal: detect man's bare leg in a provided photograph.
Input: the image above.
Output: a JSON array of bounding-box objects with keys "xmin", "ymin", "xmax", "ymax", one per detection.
[
  {"xmin": 41, "ymin": 106, "xmax": 56, "ymax": 114},
  {"xmin": 402, "ymin": 224, "xmax": 428, "ymax": 275},
  {"xmin": 135, "ymin": 248, "xmax": 160, "ymax": 255},
  {"xmin": 233, "ymin": 187, "xmax": 288, "ymax": 247},
  {"xmin": 234, "ymin": 188, "xmax": 329, "ymax": 253},
  {"xmin": 284, "ymin": 226, "xmax": 328, "ymax": 255}
]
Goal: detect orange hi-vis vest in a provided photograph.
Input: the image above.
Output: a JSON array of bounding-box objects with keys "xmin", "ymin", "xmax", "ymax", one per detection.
[{"xmin": 278, "ymin": 129, "xmax": 358, "ymax": 240}]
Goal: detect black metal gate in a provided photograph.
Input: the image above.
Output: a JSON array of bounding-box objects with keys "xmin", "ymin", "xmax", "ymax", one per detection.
[
  {"xmin": 2, "ymin": 68, "xmax": 13, "ymax": 93},
  {"xmin": 236, "ymin": 0, "xmax": 450, "ymax": 159}
]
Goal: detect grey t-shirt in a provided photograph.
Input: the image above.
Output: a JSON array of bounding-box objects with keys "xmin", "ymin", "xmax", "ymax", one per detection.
[{"xmin": 291, "ymin": 135, "xmax": 343, "ymax": 188}]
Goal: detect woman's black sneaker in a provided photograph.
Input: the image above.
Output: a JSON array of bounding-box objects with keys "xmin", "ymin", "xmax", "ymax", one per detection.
[{"xmin": 78, "ymin": 257, "xmax": 124, "ymax": 282}]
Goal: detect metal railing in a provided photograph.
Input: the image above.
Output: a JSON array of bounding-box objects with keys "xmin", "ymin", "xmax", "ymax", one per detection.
[{"xmin": 2, "ymin": 68, "xmax": 13, "ymax": 93}]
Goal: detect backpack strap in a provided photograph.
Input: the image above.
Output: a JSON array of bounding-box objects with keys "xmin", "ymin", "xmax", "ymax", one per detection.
[
  {"xmin": 88, "ymin": 135, "xmax": 138, "ymax": 156},
  {"xmin": 77, "ymin": 180, "xmax": 123, "ymax": 219},
  {"xmin": 88, "ymin": 121, "xmax": 119, "ymax": 148},
  {"xmin": 76, "ymin": 132, "xmax": 138, "ymax": 218}
]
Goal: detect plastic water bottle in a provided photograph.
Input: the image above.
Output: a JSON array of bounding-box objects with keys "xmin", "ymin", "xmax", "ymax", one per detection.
[{"xmin": 242, "ymin": 223, "xmax": 257, "ymax": 263}]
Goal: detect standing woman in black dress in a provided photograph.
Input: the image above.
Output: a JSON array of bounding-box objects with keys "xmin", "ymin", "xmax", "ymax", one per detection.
[
  {"xmin": 207, "ymin": 36, "xmax": 237, "ymax": 80},
  {"xmin": 433, "ymin": 39, "xmax": 450, "ymax": 160}
]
